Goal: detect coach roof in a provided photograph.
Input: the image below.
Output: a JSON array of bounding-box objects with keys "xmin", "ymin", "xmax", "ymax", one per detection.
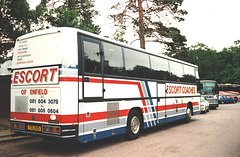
[{"xmin": 17, "ymin": 27, "xmax": 198, "ymax": 68}]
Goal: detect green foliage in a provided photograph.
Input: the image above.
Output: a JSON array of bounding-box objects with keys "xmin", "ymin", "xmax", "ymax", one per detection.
[
  {"xmin": 47, "ymin": 5, "xmax": 79, "ymax": 28},
  {"xmin": 216, "ymin": 43, "xmax": 240, "ymax": 84},
  {"xmin": 0, "ymin": 0, "xmax": 33, "ymax": 61},
  {"xmin": 78, "ymin": 0, "xmax": 101, "ymax": 34},
  {"xmin": 171, "ymin": 42, "xmax": 240, "ymax": 84},
  {"xmin": 112, "ymin": 31, "xmax": 128, "ymax": 43},
  {"xmin": 164, "ymin": 27, "xmax": 187, "ymax": 55},
  {"xmin": 43, "ymin": 0, "xmax": 101, "ymax": 34}
]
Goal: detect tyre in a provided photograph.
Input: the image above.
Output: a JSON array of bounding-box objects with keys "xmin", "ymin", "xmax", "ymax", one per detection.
[
  {"xmin": 204, "ymin": 107, "xmax": 207, "ymax": 114},
  {"xmin": 125, "ymin": 110, "xmax": 143, "ymax": 140},
  {"xmin": 185, "ymin": 107, "xmax": 192, "ymax": 123}
]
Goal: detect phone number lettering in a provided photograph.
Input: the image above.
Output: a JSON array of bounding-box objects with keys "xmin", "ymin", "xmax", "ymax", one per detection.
[
  {"xmin": 29, "ymin": 99, "xmax": 59, "ymax": 104},
  {"xmin": 29, "ymin": 108, "xmax": 59, "ymax": 114}
]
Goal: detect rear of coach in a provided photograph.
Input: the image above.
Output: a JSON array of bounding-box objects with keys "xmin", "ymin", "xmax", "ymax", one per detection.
[{"xmin": 10, "ymin": 28, "xmax": 79, "ymax": 139}]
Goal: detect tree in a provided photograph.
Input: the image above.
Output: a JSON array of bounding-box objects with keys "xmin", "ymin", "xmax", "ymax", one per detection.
[
  {"xmin": 0, "ymin": 0, "xmax": 33, "ymax": 62},
  {"xmin": 77, "ymin": 0, "xmax": 101, "ymax": 34},
  {"xmin": 172, "ymin": 42, "xmax": 240, "ymax": 84},
  {"xmin": 110, "ymin": 0, "xmax": 187, "ymax": 50},
  {"xmin": 172, "ymin": 43, "xmax": 219, "ymax": 80},
  {"xmin": 216, "ymin": 41, "xmax": 240, "ymax": 84},
  {"xmin": 164, "ymin": 27, "xmax": 187, "ymax": 56},
  {"xmin": 47, "ymin": 5, "xmax": 79, "ymax": 28},
  {"xmin": 38, "ymin": 0, "xmax": 101, "ymax": 34}
]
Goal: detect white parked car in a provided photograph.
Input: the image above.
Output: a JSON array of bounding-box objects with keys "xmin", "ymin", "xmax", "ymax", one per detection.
[{"xmin": 201, "ymin": 97, "xmax": 210, "ymax": 113}]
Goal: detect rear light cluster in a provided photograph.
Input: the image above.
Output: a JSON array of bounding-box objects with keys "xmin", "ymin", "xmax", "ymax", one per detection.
[
  {"xmin": 11, "ymin": 122, "xmax": 25, "ymax": 130},
  {"xmin": 42, "ymin": 125, "xmax": 61, "ymax": 134}
]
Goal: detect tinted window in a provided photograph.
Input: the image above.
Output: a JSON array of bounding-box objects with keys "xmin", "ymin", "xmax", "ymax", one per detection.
[
  {"xmin": 169, "ymin": 61, "xmax": 184, "ymax": 81},
  {"xmin": 124, "ymin": 48, "xmax": 151, "ymax": 78},
  {"xmin": 103, "ymin": 42, "xmax": 124, "ymax": 76},
  {"xmin": 83, "ymin": 40, "xmax": 101, "ymax": 74},
  {"xmin": 150, "ymin": 56, "xmax": 170, "ymax": 80},
  {"xmin": 183, "ymin": 65, "xmax": 196, "ymax": 83}
]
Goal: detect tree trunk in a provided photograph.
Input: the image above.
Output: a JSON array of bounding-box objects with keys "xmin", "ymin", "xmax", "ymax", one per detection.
[{"xmin": 137, "ymin": 0, "xmax": 145, "ymax": 49}]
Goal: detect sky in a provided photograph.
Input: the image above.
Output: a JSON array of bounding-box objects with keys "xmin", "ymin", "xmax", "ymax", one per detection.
[
  {"xmin": 29, "ymin": 0, "xmax": 240, "ymax": 52},
  {"xmin": 177, "ymin": 0, "xmax": 240, "ymax": 51}
]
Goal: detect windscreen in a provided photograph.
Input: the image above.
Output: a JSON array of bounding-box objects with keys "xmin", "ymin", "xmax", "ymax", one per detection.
[
  {"xmin": 12, "ymin": 32, "xmax": 62, "ymax": 69},
  {"xmin": 200, "ymin": 82, "xmax": 217, "ymax": 95}
]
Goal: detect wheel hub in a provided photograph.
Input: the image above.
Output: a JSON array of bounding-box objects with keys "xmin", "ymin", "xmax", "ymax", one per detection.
[{"xmin": 131, "ymin": 116, "xmax": 140, "ymax": 134}]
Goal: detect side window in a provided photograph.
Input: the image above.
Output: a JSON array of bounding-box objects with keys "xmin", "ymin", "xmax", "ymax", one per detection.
[
  {"xmin": 169, "ymin": 61, "xmax": 184, "ymax": 81},
  {"xmin": 103, "ymin": 42, "xmax": 124, "ymax": 76},
  {"xmin": 183, "ymin": 65, "xmax": 196, "ymax": 83},
  {"xmin": 83, "ymin": 39, "xmax": 101, "ymax": 74},
  {"xmin": 150, "ymin": 56, "xmax": 170, "ymax": 80},
  {"xmin": 124, "ymin": 48, "xmax": 151, "ymax": 78}
]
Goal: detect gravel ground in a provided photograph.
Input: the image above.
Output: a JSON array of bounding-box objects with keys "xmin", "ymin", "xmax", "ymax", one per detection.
[{"xmin": 0, "ymin": 118, "xmax": 10, "ymax": 134}]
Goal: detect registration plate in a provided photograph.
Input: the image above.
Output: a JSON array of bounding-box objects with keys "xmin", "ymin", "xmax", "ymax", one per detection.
[{"xmin": 28, "ymin": 125, "xmax": 41, "ymax": 131}]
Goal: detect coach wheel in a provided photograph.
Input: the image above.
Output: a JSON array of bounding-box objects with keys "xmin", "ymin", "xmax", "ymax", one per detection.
[
  {"xmin": 207, "ymin": 107, "xmax": 210, "ymax": 112},
  {"xmin": 125, "ymin": 110, "xmax": 142, "ymax": 140},
  {"xmin": 186, "ymin": 107, "xmax": 192, "ymax": 123},
  {"xmin": 203, "ymin": 106, "xmax": 207, "ymax": 114}
]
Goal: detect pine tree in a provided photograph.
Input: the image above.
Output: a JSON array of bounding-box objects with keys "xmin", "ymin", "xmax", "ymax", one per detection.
[{"xmin": 110, "ymin": 0, "xmax": 187, "ymax": 50}]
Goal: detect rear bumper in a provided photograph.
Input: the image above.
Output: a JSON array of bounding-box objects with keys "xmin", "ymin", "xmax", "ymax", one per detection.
[{"xmin": 10, "ymin": 120, "xmax": 77, "ymax": 139}]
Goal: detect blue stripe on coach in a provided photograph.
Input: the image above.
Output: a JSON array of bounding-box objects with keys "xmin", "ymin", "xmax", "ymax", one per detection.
[
  {"xmin": 144, "ymin": 81, "xmax": 154, "ymax": 106},
  {"xmin": 165, "ymin": 114, "xmax": 186, "ymax": 123},
  {"xmin": 193, "ymin": 111, "xmax": 201, "ymax": 115},
  {"xmin": 79, "ymin": 126, "xmax": 127, "ymax": 143}
]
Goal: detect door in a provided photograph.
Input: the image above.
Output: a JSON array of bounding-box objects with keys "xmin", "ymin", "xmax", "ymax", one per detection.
[
  {"xmin": 80, "ymin": 36, "xmax": 104, "ymax": 100},
  {"xmin": 77, "ymin": 35, "xmax": 104, "ymax": 142}
]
